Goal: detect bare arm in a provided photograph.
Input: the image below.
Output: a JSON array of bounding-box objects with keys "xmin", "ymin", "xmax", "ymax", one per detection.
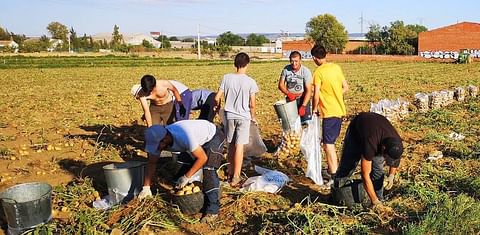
[
  {"xmin": 214, "ymin": 90, "xmax": 223, "ymax": 110},
  {"xmin": 361, "ymin": 158, "xmax": 379, "ymax": 203},
  {"xmin": 312, "ymin": 84, "xmax": 320, "ymax": 115},
  {"xmin": 278, "ymin": 77, "xmax": 289, "ymax": 95},
  {"xmin": 342, "ymin": 80, "xmax": 349, "ymax": 94},
  {"xmin": 388, "ymin": 166, "xmax": 397, "ymax": 176},
  {"xmin": 249, "ymin": 93, "xmax": 257, "ymax": 122},
  {"xmin": 139, "ymin": 97, "xmax": 153, "ymax": 127},
  {"xmin": 167, "ymin": 82, "xmax": 183, "ymax": 103},
  {"xmin": 185, "ymin": 146, "xmax": 208, "ymax": 178},
  {"xmin": 302, "ymin": 83, "xmax": 313, "ymax": 107}
]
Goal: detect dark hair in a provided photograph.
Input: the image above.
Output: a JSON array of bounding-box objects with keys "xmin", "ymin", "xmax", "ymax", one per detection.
[
  {"xmin": 311, "ymin": 44, "xmax": 327, "ymax": 59},
  {"xmin": 234, "ymin": 52, "xmax": 250, "ymax": 68},
  {"xmin": 289, "ymin": 51, "xmax": 302, "ymax": 59},
  {"xmin": 383, "ymin": 137, "xmax": 403, "ymax": 159},
  {"xmin": 141, "ymin": 75, "xmax": 156, "ymax": 93}
]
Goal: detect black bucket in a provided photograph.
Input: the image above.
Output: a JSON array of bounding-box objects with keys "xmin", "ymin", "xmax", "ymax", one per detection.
[
  {"xmin": 331, "ymin": 179, "xmax": 368, "ymax": 207},
  {"xmin": 173, "ymin": 191, "xmax": 204, "ymax": 214},
  {"xmin": 0, "ymin": 182, "xmax": 52, "ymax": 234}
]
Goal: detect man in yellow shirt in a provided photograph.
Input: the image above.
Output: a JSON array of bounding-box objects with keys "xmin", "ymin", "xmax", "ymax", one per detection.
[{"xmin": 311, "ymin": 44, "xmax": 349, "ymax": 187}]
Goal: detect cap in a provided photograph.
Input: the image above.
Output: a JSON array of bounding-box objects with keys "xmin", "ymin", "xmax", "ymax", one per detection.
[
  {"xmin": 144, "ymin": 125, "xmax": 167, "ymax": 156},
  {"xmin": 384, "ymin": 137, "xmax": 403, "ymax": 159},
  {"xmin": 131, "ymin": 84, "xmax": 142, "ymax": 97}
]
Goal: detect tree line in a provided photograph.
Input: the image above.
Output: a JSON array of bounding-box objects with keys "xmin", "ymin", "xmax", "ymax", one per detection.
[{"xmin": 1, "ymin": 15, "xmax": 428, "ymax": 55}]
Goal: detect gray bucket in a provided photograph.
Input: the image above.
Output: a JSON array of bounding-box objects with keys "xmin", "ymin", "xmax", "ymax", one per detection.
[
  {"xmin": 0, "ymin": 182, "xmax": 52, "ymax": 234},
  {"xmin": 273, "ymin": 100, "xmax": 299, "ymax": 131},
  {"xmin": 103, "ymin": 161, "xmax": 146, "ymax": 204}
]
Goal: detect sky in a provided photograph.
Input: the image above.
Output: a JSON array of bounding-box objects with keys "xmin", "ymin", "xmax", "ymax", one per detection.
[{"xmin": 1, "ymin": 0, "xmax": 479, "ymax": 37}]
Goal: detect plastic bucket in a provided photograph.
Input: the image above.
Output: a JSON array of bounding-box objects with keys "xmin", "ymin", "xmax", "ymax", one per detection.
[
  {"xmin": 103, "ymin": 161, "xmax": 146, "ymax": 204},
  {"xmin": 0, "ymin": 182, "xmax": 52, "ymax": 234},
  {"xmin": 331, "ymin": 179, "xmax": 368, "ymax": 207},
  {"xmin": 173, "ymin": 191, "xmax": 204, "ymax": 214},
  {"xmin": 273, "ymin": 100, "xmax": 299, "ymax": 131}
]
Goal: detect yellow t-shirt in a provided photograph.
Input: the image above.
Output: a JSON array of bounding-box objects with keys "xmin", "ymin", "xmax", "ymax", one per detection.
[{"xmin": 313, "ymin": 63, "xmax": 346, "ymax": 118}]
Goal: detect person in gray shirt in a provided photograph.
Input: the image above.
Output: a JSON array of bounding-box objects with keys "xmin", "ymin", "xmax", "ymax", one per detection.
[
  {"xmin": 215, "ymin": 52, "xmax": 259, "ymax": 187},
  {"xmin": 278, "ymin": 51, "xmax": 313, "ymax": 124}
]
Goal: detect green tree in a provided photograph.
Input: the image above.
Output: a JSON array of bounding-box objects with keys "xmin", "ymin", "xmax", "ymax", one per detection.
[
  {"xmin": 47, "ymin": 21, "xmax": 68, "ymax": 41},
  {"xmin": 306, "ymin": 14, "xmax": 348, "ymax": 53},
  {"xmin": 246, "ymin": 33, "xmax": 269, "ymax": 46},
  {"xmin": 384, "ymin": 21, "xmax": 417, "ymax": 55},
  {"xmin": 156, "ymin": 35, "xmax": 171, "ymax": 48},
  {"xmin": 142, "ymin": 39, "xmax": 154, "ymax": 49},
  {"xmin": 169, "ymin": 36, "xmax": 179, "ymax": 41},
  {"xmin": 69, "ymin": 27, "xmax": 80, "ymax": 51},
  {"xmin": 40, "ymin": 35, "xmax": 50, "ymax": 48},
  {"xmin": 10, "ymin": 32, "xmax": 26, "ymax": 48},
  {"xmin": 78, "ymin": 33, "xmax": 92, "ymax": 52},
  {"xmin": 182, "ymin": 38, "xmax": 194, "ymax": 42},
  {"xmin": 366, "ymin": 21, "xmax": 427, "ymax": 55},
  {"xmin": 217, "ymin": 31, "xmax": 245, "ymax": 46},
  {"xmin": 0, "ymin": 27, "xmax": 10, "ymax": 40},
  {"xmin": 111, "ymin": 25, "xmax": 124, "ymax": 50},
  {"xmin": 406, "ymin": 24, "xmax": 428, "ymax": 53}
]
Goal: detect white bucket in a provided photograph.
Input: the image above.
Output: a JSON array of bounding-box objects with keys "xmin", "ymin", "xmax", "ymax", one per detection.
[{"xmin": 273, "ymin": 100, "xmax": 299, "ymax": 131}]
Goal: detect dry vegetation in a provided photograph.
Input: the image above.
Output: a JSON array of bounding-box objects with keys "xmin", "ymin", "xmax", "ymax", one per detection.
[{"xmin": 0, "ymin": 55, "xmax": 479, "ymax": 234}]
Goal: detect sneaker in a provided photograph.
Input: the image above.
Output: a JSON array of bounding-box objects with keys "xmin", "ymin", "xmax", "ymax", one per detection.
[{"xmin": 200, "ymin": 214, "xmax": 218, "ymax": 223}]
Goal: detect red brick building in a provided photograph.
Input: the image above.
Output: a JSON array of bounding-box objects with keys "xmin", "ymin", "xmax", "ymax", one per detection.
[
  {"xmin": 418, "ymin": 22, "xmax": 480, "ymax": 59},
  {"xmin": 281, "ymin": 36, "xmax": 368, "ymax": 58}
]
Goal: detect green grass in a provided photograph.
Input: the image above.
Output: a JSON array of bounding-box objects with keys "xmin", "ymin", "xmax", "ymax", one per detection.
[
  {"xmin": 1, "ymin": 56, "xmax": 479, "ymax": 234},
  {"xmin": 404, "ymin": 194, "xmax": 480, "ymax": 235}
]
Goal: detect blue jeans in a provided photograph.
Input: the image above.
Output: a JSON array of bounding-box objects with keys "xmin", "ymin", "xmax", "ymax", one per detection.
[
  {"xmin": 175, "ymin": 127, "xmax": 225, "ymax": 214},
  {"xmin": 334, "ymin": 127, "xmax": 385, "ymax": 200}
]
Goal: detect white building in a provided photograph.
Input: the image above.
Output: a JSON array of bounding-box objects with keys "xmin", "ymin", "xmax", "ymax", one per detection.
[
  {"xmin": 0, "ymin": 40, "xmax": 19, "ymax": 53},
  {"xmin": 170, "ymin": 41, "xmax": 195, "ymax": 49},
  {"xmin": 92, "ymin": 33, "xmax": 162, "ymax": 48},
  {"xmin": 48, "ymin": 39, "xmax": 63, "ymax": 52}
]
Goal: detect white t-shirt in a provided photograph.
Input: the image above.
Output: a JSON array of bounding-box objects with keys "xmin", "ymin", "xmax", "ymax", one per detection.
[
  {"xmin": 169, "ymin": 80, "xmax": 189, "ymax": 94},
  {"xmin": 166, "ymin": 120, "xmax": 216, "ymax": 152}
]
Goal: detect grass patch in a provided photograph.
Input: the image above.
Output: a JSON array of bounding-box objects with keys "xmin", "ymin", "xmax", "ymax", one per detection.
[{"xmin": 404, "ymin": 194, "xmax": 480, "ymax": 234}]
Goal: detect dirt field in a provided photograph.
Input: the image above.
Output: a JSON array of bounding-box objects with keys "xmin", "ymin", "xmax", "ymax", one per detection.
[{"xmin": 0, "ymin": 55, "xmax": 478, "ymax": 234}]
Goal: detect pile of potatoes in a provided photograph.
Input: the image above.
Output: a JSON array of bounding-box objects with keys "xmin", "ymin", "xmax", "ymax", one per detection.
[
  {"xmin": 276, "ymin": 131, "xmax": 301, "ymax": 158},
  {"xmin": 173, "ymin": 183, "xmax": 201, "ymax": 196}
]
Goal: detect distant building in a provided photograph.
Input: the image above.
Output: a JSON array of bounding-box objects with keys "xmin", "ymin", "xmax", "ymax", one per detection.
[
  {"xmin": 92, "ymin": 33, "xmax": 162, "ymax": 48},
  {"xmin": 279, "ymin": 33, "xmax": 369, "ymax": 58},
  {"xmin": 48, "ymin": 39, "xmax": 63, "ymax": 52},
  {"xmin": 418, "ymin": 22, "xmax": 480, "ymax": 59},
  {"xmin": 0, "ymin": 40, "xmax": 19, "ymax": 52},
  {"xmin": 170, "ymin": 41, "xmax": 195, "ymax": 49}
]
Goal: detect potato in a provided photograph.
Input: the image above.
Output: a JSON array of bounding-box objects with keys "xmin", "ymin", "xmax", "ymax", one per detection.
[
  {"xmin": 185, "ymin": 190, "xmax": 193, "ymax": 195},
  {"xmin": 183, "ymin": 185, "xmax": 193, "ymax": 191},
  {"xmin": 176, "ymin": 191, "xmax": 185, "ymax": 196},
  {"xmin": 193, "ymin": 186, "xmax": 201, "ymax": 193}
]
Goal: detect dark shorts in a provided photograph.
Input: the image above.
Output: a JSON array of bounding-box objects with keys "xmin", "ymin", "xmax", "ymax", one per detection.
[{"xmin": 322, "ymin": 117, "xmax": 342, "ymax": 144}]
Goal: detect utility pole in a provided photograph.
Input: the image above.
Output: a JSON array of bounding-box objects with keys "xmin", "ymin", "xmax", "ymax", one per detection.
[
  {"xmin": 68, "ymin": 32, "xmax": 71, "ymax": 53},
  {"xmin": 359, "ymin": 12, "xmax": 365, "ymax": 35},
  {"xmin": 197, "ymin": 24, "xmax": 201, "ymax": 60}
]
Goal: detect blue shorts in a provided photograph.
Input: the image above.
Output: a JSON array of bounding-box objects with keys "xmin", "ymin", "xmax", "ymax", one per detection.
[{"xmin": 322, "ymin": 117, "xmax": 342, "ymax": 144}]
